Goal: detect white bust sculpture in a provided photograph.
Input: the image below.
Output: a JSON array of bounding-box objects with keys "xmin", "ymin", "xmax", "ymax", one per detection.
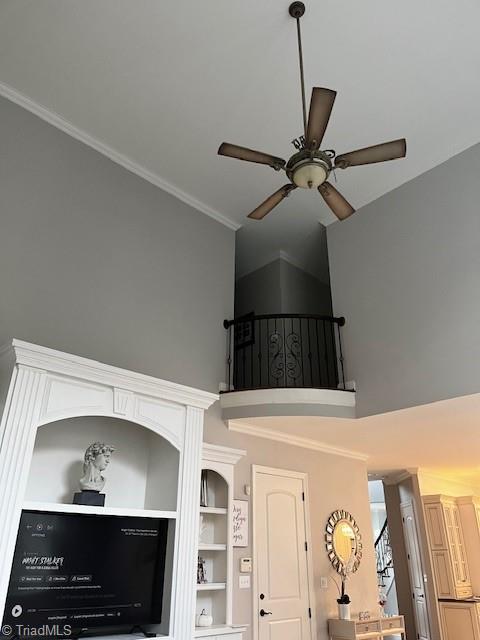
[{"xmin": 79, "ymin": 442, "xmax": 115, "ymax": 492}]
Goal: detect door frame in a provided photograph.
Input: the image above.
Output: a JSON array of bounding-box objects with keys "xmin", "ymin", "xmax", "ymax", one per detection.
[
  {"xmin": 251, "ymin": 465, "xmax": 317, "ymax": 640},
  {"xmin": 400, "ymin": 499, "xmax": 432, "ymax": 640}
]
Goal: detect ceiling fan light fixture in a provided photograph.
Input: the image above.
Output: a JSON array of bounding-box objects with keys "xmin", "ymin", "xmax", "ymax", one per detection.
[
  {"xmin": 216, "ymin": 3, "xmax": 407, "ymax": 220},
  {"xmin": 292, "ymin": 161, "xmax": 328, "ymax": 189}
]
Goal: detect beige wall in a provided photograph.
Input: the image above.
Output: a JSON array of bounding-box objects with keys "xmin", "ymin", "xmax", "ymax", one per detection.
[
  {"xmin": 418, "ymin": 472, "xmax": 480, "ymax": 497},
  {"xmin": 205, "ymin": 406, "xmax": 379, "ymax": 640}
]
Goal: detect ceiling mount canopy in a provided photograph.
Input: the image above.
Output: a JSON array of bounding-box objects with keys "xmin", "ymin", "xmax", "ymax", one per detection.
[{"xmin": 218, "ymin": 2, "xmax": 407, "ymax": 222}]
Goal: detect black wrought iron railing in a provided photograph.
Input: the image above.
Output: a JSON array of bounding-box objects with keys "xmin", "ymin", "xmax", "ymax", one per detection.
[
  {"xmin": 223, "ymin": 313, "xmax": 346, "ymax": 392},
  {"xmin": 375, "ymin": 519, "xmax": 393, "ymax": 585}
]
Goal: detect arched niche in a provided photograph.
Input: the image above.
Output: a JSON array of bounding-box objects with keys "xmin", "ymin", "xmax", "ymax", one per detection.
[
  {"xmin": 25, "ymin": 415, "xmax": 180, "ymax": 511},
  {"xmin": 201, "ymin": 469, "xmax": 229, "ymax": 509}
]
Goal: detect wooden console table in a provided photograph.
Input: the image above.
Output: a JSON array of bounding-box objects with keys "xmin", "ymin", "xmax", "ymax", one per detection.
[{"xmin": 328, "ymin": 616, "xmax": 405, "ymax": 639}]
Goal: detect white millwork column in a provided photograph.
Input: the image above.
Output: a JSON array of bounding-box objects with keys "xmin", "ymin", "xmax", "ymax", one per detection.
[
  {"xmin": 0, "ymin": 365, "xmax": 46, "ymax": 617},
  {"xmin": 174, "ymin": 406, "xmax": 204, "ymax": 640}
]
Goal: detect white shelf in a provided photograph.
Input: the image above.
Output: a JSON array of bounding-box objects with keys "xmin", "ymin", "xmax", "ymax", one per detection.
[
  {"xmin": 23, "ymin": 501, "xmax": 178, "ymax": 519},
  {"xmin": 195, "ymin": 625, "xmax": 247, "ymax": 637},
  {"xmin": 197, "ymin": 582, "xmax": 226, "ymax": 591},
  {"xmin": 200, "ymin": 506, "xmax": 227, "ymax": 515},
  {"xmin": 198, "ymin": 543, "xmax": 227, "ymax": 551},
  {"xmin": 90, "ymin": 634, "xmax": 171, "ymax": 640}
]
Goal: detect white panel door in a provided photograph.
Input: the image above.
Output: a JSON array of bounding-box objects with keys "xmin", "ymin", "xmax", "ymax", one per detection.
[
  {"xmin": 401, "ymin": 501, "xmax": 431, "ymax": 640},
  {"xmin": 254, "ymin": 468, "xmax": 312, "ymax": 640}
]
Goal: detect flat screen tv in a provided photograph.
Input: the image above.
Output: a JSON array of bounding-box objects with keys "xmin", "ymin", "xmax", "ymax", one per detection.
[{"xmin": 2, "ymin": 510, "xmax": 169, "ymax": 635}]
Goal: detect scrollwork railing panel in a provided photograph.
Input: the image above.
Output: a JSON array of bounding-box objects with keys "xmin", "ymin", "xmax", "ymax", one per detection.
[{"xmin": 224, "ymin": 313, "xmax": 346, "ymax": 392}]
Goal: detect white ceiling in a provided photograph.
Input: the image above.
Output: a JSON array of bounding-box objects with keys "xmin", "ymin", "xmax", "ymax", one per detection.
[
  {"xmin": 1, "ymin": 0, "xmax": 480, "ymax": 234},
  {"xmin": 234, "ymin": 393, "xmax": 480, "ymax": 483}
]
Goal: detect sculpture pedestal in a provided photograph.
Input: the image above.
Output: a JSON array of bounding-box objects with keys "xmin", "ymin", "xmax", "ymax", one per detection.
[{"xmin": 73, "ymin": 490, "xmax": 105, "ymax": 506}]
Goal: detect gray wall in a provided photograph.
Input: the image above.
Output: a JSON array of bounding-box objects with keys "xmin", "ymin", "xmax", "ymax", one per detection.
[
  {"xmin": 328, "ymin": 143, "xmax": 480, "ymax": 417},
  {"xmin": 235, "ymin": 258, "xmax": 332, "ymax": 318},
  {"xmin": 0, "ymin": 95, "xmax": 379, "ymax": 639},
  {"xmin": 234, "ymin": 259, "xmax": 281, "ymax": 317},
  {"xmin": 205, "ymin": 412, "xmax": 379, "ymax": 640},
  {"xmin": 0, "ymin": 95, "xmax": 234, "ymax": 392},
  {"xmin": 280, "ymin": 259, "xmax": 333, "ymax": 316}
]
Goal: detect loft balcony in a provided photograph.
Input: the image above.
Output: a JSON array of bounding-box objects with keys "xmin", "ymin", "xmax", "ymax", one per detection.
[{"xmin": 220, "ymin": 313, "xmax": 355, "ymax": 421}]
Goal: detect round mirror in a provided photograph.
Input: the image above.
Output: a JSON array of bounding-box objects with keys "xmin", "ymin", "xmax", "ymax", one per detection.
[{"xmin": 325, "ymin": 510, "xmax": 362, "ymax": 574}]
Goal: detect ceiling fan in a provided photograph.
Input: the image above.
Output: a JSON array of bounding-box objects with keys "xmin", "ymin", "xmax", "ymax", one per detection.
[{"xmin": 218, "ymin": 1, "xmax": 407, "ymax": 221}]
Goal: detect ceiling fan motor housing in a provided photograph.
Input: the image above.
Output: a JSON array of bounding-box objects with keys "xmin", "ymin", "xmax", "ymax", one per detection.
[
  {"xmin": 289, "ymin": 2, "xmax": 306, "ymax": 18},
  {"xmin": 286, "ymin": 149, "xmax": 332, "ymax": 189}
]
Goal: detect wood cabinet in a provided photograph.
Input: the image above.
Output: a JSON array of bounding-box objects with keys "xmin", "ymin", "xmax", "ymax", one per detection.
[
  {"xmin": 439, "ymin": 601, "xmax": 480, "ymax": 640},
  {"xmin": 423, "ymin": 495, "xmax": 472, "ymax": 599}
]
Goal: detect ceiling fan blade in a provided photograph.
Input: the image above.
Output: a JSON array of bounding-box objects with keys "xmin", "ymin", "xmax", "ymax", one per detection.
[
  {"xmin": 335, "ymin": 138, "xmax": 407, "ymax": 169},
  {"xmin": 305, "ymin": 88, "xmax": 337, "ymax": 150},
  {"xmin": 318, "ymin": 182, "xmax": 355, "ymax": 221},
  {"xmin": 248, "ymin": 184, "xmax": 296, "ymax": 220},
  {"xmin": 218, "ymin": 143, "xmax": 286, "ymax": 170}
]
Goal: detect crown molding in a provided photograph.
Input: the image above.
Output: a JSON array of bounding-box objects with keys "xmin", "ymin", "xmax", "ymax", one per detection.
[
  {"xmin": 228, "ymin": 421, "xmax": 368, "ymax": 462},
  {"xmin": 202, "ymin": 442, "xmax": 246, "ymax": 465},
  {"xmin": 0, "ymin": 339, "xmax": 218, "ymax": 410},
  {"xmin": 0, "ymin": 81, "xmax": 240, "ymax": 232}
]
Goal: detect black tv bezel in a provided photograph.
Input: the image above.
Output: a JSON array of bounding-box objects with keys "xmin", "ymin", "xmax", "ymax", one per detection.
[{"xmin": 3, "ymin": 509, "xmax": 171, "ymax": 638}]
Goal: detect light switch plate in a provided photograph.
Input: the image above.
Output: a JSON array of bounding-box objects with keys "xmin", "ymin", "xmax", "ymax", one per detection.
[
  {"xmin": 239, "ymin": 575, "xmax": 251, "ymax": 589},
  {"xmin": 320, "ymin": 577, "xmax": 328, "ymax": 589}
]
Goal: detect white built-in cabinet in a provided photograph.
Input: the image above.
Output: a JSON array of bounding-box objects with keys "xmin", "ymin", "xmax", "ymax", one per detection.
[
  {"xmin": 422, "ymin": 495, "xmax": 480, "ymax": 640},
  {"xmin": 423, "ymin": 495, "xmax": 472, "ymax": 600},
  {"xmin": 439, "ymin": 601, "xmax": 480, "ymax": 640},
  {"xmin": 0, "ymin": 340, "xmax": 219, "ymax": 640},
  {"xmin": 457, "ymin": 497, "xmax": 480, "ymax": 595},
  {"xmin": 195, "ymin": 443, "xmax": 246, "ymax": 639}
]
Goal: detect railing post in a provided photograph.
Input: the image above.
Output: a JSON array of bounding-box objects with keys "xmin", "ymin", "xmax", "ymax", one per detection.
[
  {"xmin": 336, "ymin": 317, "xmax": 346, "ymax": 391},
  {"xmin": 223, "ymin": 319, "xmax": 233, "ymax": 391}
]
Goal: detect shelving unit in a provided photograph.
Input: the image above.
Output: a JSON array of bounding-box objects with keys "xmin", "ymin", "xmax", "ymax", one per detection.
[
  {"xmin": 195, "ymin": 444, "xmax": 246, "ymax": 637},
  {"xmin": 0, "ymin": 340, "xmax": 219, "ymax": 640},
  {"xmin": 198, "ymin": 543, "xmax": 227, "ymax": 551},
  {"xmin": 22, "ymin": 501, "xmax": 178, "ymax": 520},
  {"xmin": 196, "ymin": 583, "xmax": 226, "ymax": 591},
  {"xmin": 200, "ymin": 507, "xmax": 228, "ymax": 515}
]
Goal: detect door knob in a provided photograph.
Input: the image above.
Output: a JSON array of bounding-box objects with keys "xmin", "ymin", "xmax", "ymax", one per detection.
[{"xmin": 260, "ymin": 609, "xmax": 272, "ymax": 617}]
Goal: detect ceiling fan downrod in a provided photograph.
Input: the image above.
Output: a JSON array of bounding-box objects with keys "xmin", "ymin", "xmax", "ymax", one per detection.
[
  {"xmin": 289, "ymin": 2, "xmax": 308, "ymax": 138},
  {"xmin": 216, "ymin": 1, "xmax": 407, "ymax": 222}
]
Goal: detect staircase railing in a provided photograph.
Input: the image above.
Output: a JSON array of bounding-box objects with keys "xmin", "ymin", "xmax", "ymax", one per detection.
[{"xmin": 375, "ymin": 519, "xmax": 393, "ymax": 585}]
